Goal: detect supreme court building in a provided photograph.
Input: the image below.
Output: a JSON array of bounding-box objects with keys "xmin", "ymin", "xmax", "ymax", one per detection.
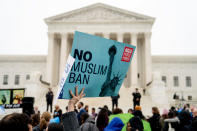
[
  {"xmin": 45, "ymin": 3, "xmax": 154, "ymax": 89},
  {"xmin": 1, "ymin": 3, "xmax": 197, "ymax": 113}
]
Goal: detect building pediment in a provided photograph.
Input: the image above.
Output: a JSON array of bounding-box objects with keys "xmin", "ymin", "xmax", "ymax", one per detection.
[{"xmin": 45, "ymin": 3, "xmax": 155, "ymax": 23}]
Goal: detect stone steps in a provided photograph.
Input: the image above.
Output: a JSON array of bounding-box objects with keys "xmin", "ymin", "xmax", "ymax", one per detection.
[
  {"xmin": 0, "ymin": 84, "xmax": 169, "ymax": 119},
  {"xmin": 53, "ymin": 85, "xmax": 168, "ymax": 116}
]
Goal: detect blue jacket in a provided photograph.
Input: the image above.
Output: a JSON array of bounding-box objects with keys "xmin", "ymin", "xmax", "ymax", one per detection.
[
  {"xmin": 77, "ymin": 108, "xmax": 86, "ymax": 124},
  {"xmin": 104, "ymin": 117, "xmax": 124, "ymax": 131}
]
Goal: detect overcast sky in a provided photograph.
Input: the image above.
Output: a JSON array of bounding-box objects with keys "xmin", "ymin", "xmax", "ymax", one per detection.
[{"xmin": 0, "ymin": 0, "xmax": 197, "ymax": 55}]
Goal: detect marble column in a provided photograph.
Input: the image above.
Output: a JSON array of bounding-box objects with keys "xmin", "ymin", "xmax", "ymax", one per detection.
[
  {"xmin": 117, "ymin": 33, "xmax": 123, "ymax": 42},
  {"xmin": 131, "ymin": 33, "xmax": 138, "ymax": 88},
  {"xmin": 46, "ymin": 32, "xmax": 55, "ymax": 86},
  {"xmin": 144, "ymin": 32, "xmax": 152, "ymax": 88},
  {"xmin": 52, "ymin": 35, "xmax": 61, "ymax": 87},
  {"xmin": 59, "ymin": 33, "xmax": 68, "ymax": 80},
  {"xmin": 118, "ymin": 33, "xmax": 132, "ymax": 88}
]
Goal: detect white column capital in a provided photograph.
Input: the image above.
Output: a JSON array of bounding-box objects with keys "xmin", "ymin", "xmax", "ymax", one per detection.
[
  {"xmin": 117, "ymin": 33, "xmax": 124, "ymax": 36},
  {"xmin": 48, "ymin": 32, "xmax": 55, "ymax": 38},
  {"xmin": 131, "ymin": 32, "xmax": 138, "ymax": 36},
  {"xmin": 145, "ymin": 32, "xmax": 152, "ymax": 38},
  {"xmin": 131, "ymin": 33, "xmax": 138, "ymax": 38},
  {"xmin": 61, "ymin": 33, "xmax": 68, "ymax": 38}
]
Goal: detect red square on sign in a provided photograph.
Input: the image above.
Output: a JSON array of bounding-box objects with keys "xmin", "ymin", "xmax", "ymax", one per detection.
[{"xmin": 121, "ymin": 47, "xmax": 133, "ymax": 62}]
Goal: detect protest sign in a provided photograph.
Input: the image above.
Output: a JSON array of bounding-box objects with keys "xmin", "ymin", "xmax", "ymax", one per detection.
[
  {"xmin": 0, "ymin": 90, "xmax": 11, "ymax": 105},
  {"xmin": 12, "ymin": 89, "xmax": 24, "ymax": 104},
  {"xmin": 59, "ymin": 31, "xmax": 136, "ymax": 99},
  {"xmin": 0, "ymin": 89, "xmax": 25, "ymax": 108}
]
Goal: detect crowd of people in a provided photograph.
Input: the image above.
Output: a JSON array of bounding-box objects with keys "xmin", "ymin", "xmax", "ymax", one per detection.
[{"xmin": 0, "ymin": 86, "xmax": 197, "ymax": 131}]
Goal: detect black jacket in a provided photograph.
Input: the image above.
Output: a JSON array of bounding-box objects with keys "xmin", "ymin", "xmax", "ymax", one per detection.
[
  {"xmin": 53, "ymin": 109, "xmax": 62, "ymax": 121},
  {"xmin": 46, "ymin": 91, "xmax": 53, "ymax": 103},
  {"xmin": 148, "ymin": 113, "xmax": 161, "ymax": 131},
  {"xmin": 132, "ymin": 92, "xmax": 141, "ymax": 102},
  {"xmin": 191, "ymin": 116, "xmax": 197, "ymax": 131},
  {"xmin": 111, "ymin": 94, "xmax": 120, "ymax": 101}
]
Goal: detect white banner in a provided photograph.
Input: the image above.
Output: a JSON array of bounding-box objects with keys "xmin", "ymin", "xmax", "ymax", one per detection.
[{"xmin": 54, "ymin": 54, "xmax": 75, "ymax": 104}]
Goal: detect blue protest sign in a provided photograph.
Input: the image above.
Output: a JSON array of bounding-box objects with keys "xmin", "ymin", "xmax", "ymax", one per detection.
[{"xmin": 59, "ymin": 31, "xmax": 136, "ymax": 99}]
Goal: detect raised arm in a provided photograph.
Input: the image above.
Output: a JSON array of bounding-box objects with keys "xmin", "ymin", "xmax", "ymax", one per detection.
[{"xmin": 62, "ymin": 86, "xmax": 85, "ymax": 131}]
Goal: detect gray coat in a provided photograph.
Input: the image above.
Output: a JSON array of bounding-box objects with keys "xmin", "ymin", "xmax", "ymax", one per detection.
[
  {"xmin": 62, "ymin": 112, "xmax": 99, "ymax": 131},
  {"xmin": 62, "ymin": 111, "xmax": 80, "ymax": 131},
  {"xmin": 80, "ymin": 116, "xmax": 99, "ymax": 131}
]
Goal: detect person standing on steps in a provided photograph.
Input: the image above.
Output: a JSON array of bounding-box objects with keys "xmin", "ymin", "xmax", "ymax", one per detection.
[
  {"xmin": 132, "ymin": 88, "xmax": 141, "ymax": 110},
  {"xmin": 46, "ymin": 88, "xmax": 53, "ymax": 113},
  {"xmin": 111, "ymin": 94, "xmax": 120, "ymax": 111}
]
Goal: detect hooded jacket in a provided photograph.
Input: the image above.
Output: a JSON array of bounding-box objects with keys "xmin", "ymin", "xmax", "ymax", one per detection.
[{"xmin": 104, "ymin": 117, "xmax": 124, "ymax": 131}]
